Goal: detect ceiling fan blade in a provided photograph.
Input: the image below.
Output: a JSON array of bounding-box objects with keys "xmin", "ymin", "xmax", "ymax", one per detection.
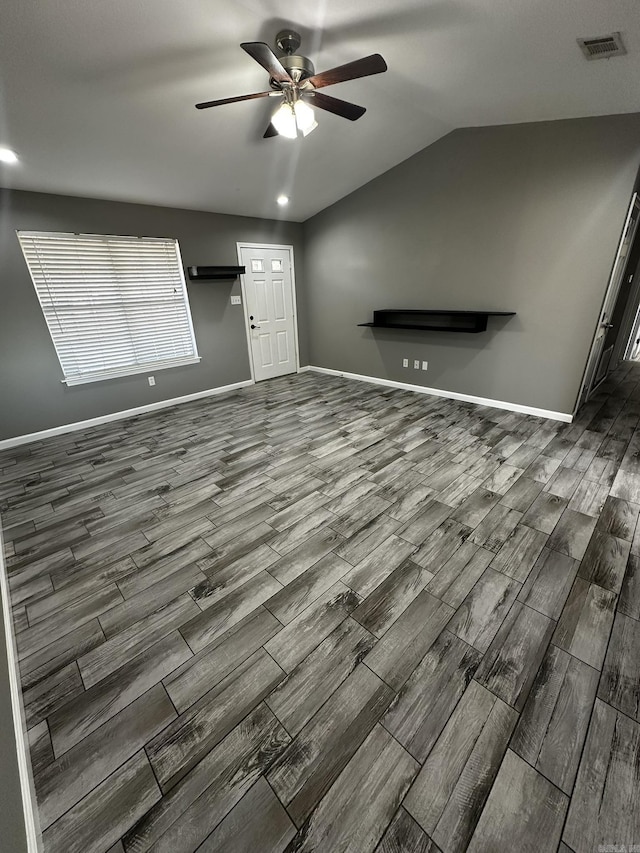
[
  {"xmin": 306, "ymin": 54, "xmax": 387, "ymax": 89},
  {"xmin": 241, "ymin": 42, "xmax": 292, "ymax": 83},
  {"xmin": 307, "ymin": 91, "xmax": 366, "ymax": 121},
  {"xmin": 195, "ymin": 91, "xmax": 273, "ymax": 110},
  {"xmin": 263, "ymin": 123, "xmax": 279, "ymax": 138}
]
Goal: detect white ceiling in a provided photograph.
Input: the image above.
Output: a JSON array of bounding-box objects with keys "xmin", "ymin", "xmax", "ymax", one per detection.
[{"xmin": 1, "ymin": 0, "xmax": 639, "ymax": 222}]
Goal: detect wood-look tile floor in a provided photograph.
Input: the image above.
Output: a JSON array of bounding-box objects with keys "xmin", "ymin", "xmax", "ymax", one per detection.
[{"xmin": 2, "ymin": 365, "xmax": 640, "ymax": 852}]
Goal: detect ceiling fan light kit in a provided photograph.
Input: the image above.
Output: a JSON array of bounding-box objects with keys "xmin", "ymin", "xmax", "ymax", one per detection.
[
  {"xmin": 195, "ymin": 30, "xmax": 387, "ymax": 140},
  {"xmin": 272, "ymin": 99, "xmax": 318, "ymax": 138}
]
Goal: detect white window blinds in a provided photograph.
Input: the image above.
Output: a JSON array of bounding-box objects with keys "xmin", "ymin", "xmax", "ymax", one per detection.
[{"xmin": 18, "ymin": 231, "xmax": 200, "ymax": 385}]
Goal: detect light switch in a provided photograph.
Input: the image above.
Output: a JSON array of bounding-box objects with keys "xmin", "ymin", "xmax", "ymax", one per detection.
[{"xmin": 231, "ymin": 295, "xmax": 241, "ymax": 305}]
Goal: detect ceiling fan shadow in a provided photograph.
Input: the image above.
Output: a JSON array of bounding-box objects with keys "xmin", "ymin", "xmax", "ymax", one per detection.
[
  {"xmin": 321, "ymin": 1, "xmax": 479, "ymax": 45},
  {"xmin": 256, "ymin": 2, "xmax": 476, "ymax": 61},
  {"xmin": 78, "ymin": 41, "xmax": 240, "ymax": 93},
  {"xmin": 254, "ymin": 18, "xmax": 319, "ymax": 51}
]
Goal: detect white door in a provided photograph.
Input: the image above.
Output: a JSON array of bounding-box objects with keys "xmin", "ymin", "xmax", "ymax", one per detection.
[
  {"xmin": 238, "ymin": 244, "xmax": 298, "ymax": 382},
  {"xmin": 615, "ymin": 253, "xmax": 640, "ymax": 364},
  {"xmin": 578, "ymin": 193, "xmax": 640, "ymax": 405}
]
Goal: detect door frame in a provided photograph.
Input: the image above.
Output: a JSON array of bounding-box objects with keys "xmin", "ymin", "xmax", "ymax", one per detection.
[
  {"xmin": 236, "ymin": 242, "xmax": 301, "ymax": 382},
  {"xmin": 575, "ymin": 192, "xmax": 640, "ymax": 410}
]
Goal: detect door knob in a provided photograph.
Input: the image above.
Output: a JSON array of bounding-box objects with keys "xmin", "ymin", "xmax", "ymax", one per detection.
[
  {"xmin": 602, "ymin": 323, "xmax": 614, "ymax": 329},
  {"xmin": 250, "ymin": 324, "xmax": 261, "ymax": 329}
]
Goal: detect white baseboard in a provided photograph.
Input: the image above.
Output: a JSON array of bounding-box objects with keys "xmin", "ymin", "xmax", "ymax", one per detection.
[
  {"xmin": 0, "ymin": 380, "xmax": 254, "ymax": 450},
  {"xmin": 1, "ymin": 367, "xmax": 573, "ymax": 452},
  {"xmin": 0, "ymin": 524, "xmax": 42, "ymax": 851},
  {"xmin": 299, "ymin": 366, "xmax": 573, "ymax": 423}
]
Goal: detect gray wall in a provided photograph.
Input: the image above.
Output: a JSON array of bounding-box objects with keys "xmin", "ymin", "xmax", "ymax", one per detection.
[
  {"xmin": 302, "ymin": 114, "xmax": 640, "ymax": 415},
  {"xmin": 3, "ymin": 114, "xmax": 640, "ymax": 439},
  {"xmin": 0, "ymin": 189, "xmax": 305, "ymax": 440}
]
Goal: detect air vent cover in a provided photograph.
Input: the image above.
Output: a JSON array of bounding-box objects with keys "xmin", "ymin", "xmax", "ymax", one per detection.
[{"xmin": 577, "ymin": 32, "xmax": 626, "ymax": 60}]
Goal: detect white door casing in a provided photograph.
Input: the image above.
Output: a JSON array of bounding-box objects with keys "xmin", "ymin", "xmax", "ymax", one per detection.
[{"xmin": 237, "ymin": 243, "xmax": 299, "ymax": 382}]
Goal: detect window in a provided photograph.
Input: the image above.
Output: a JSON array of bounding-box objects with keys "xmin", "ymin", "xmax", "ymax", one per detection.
[{"xmin": 17, "ymin": 231, "xmax": 200, "ymax": 385}]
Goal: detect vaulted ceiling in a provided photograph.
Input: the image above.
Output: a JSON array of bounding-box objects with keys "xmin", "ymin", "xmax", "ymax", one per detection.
[{"xmin": 1, "ymin": 0, "xmax": 639, "ymax": 221}]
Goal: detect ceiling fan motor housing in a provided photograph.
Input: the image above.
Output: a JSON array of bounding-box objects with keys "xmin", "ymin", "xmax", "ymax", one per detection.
[{"xmin": 273, "ymin": 54, "xmax": 315, "ymax": 87}]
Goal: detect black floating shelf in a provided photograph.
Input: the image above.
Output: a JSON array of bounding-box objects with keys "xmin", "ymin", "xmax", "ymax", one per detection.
[
  {"xmin": 187, "ymin": 265, "xmax": 245, "ymax": 281},
  {"xmin": 359, "ymin": 309, "xmax": 516, "ymax": 334}
]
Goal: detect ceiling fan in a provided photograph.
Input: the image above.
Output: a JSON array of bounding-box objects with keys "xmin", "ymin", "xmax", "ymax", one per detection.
[{"xmin": 195, "ymin": 30, "xmax": 387, "ymax": 139}]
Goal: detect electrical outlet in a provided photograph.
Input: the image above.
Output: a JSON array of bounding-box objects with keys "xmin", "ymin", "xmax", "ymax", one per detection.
[
  {"xmin": 402, "ymin": 358, "xmax": 409, "ymax": 368},
  {"xmin": 422, "ymin": 361, "xmax": 428, "ymax": 371},
  {"xmin": 148, "ymin": 376, "xmax": 155, "ymax": 386},
  {"xmin": 413, "ymin": 360, "xmax": 420, "ymax": 370},
  {"xmin": 231, "ymin": 295, "xmax": 241, "ymax": 305}
]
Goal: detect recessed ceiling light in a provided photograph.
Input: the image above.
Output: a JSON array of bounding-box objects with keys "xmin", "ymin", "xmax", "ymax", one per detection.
[
  {"xmin": 0, "ymin": 147, "xmax": 18, "ymax": 164},
  {"xmin": 277, "ymin": 195, "xmax": 289, "ymax": 206}
]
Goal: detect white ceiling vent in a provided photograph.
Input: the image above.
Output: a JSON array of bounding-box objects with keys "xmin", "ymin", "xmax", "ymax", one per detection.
[{"xmin": 577, "ymin": 32, "xmax": 626, "ymax": 60}]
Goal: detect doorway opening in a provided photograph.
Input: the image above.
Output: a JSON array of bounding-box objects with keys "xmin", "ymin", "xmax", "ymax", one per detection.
[
  {"xmin": 576, "ymin": 192, "xmax": 640, "ymax": 409},
  {"xmin": 620, "ymin": 249, "xmax": 640, "ymax": 362},
  {"xmin": 237, "ymin": 243, "xmax": 300, "ymax": 382}
]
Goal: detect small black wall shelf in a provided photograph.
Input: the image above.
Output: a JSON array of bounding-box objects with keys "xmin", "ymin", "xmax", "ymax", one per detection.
[
  {"xmin": 359, "ymin": 309, "xmax": 516, "ymax": 334},
  {"xmin": 187, "ymin": 265, "xmax": 245, "ymax": 281}
]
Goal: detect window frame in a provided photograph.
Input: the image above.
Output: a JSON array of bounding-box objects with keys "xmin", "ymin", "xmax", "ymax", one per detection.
[{"xmin": 17, "ymin": 231, "xmax": 201, "ymax": 386}]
